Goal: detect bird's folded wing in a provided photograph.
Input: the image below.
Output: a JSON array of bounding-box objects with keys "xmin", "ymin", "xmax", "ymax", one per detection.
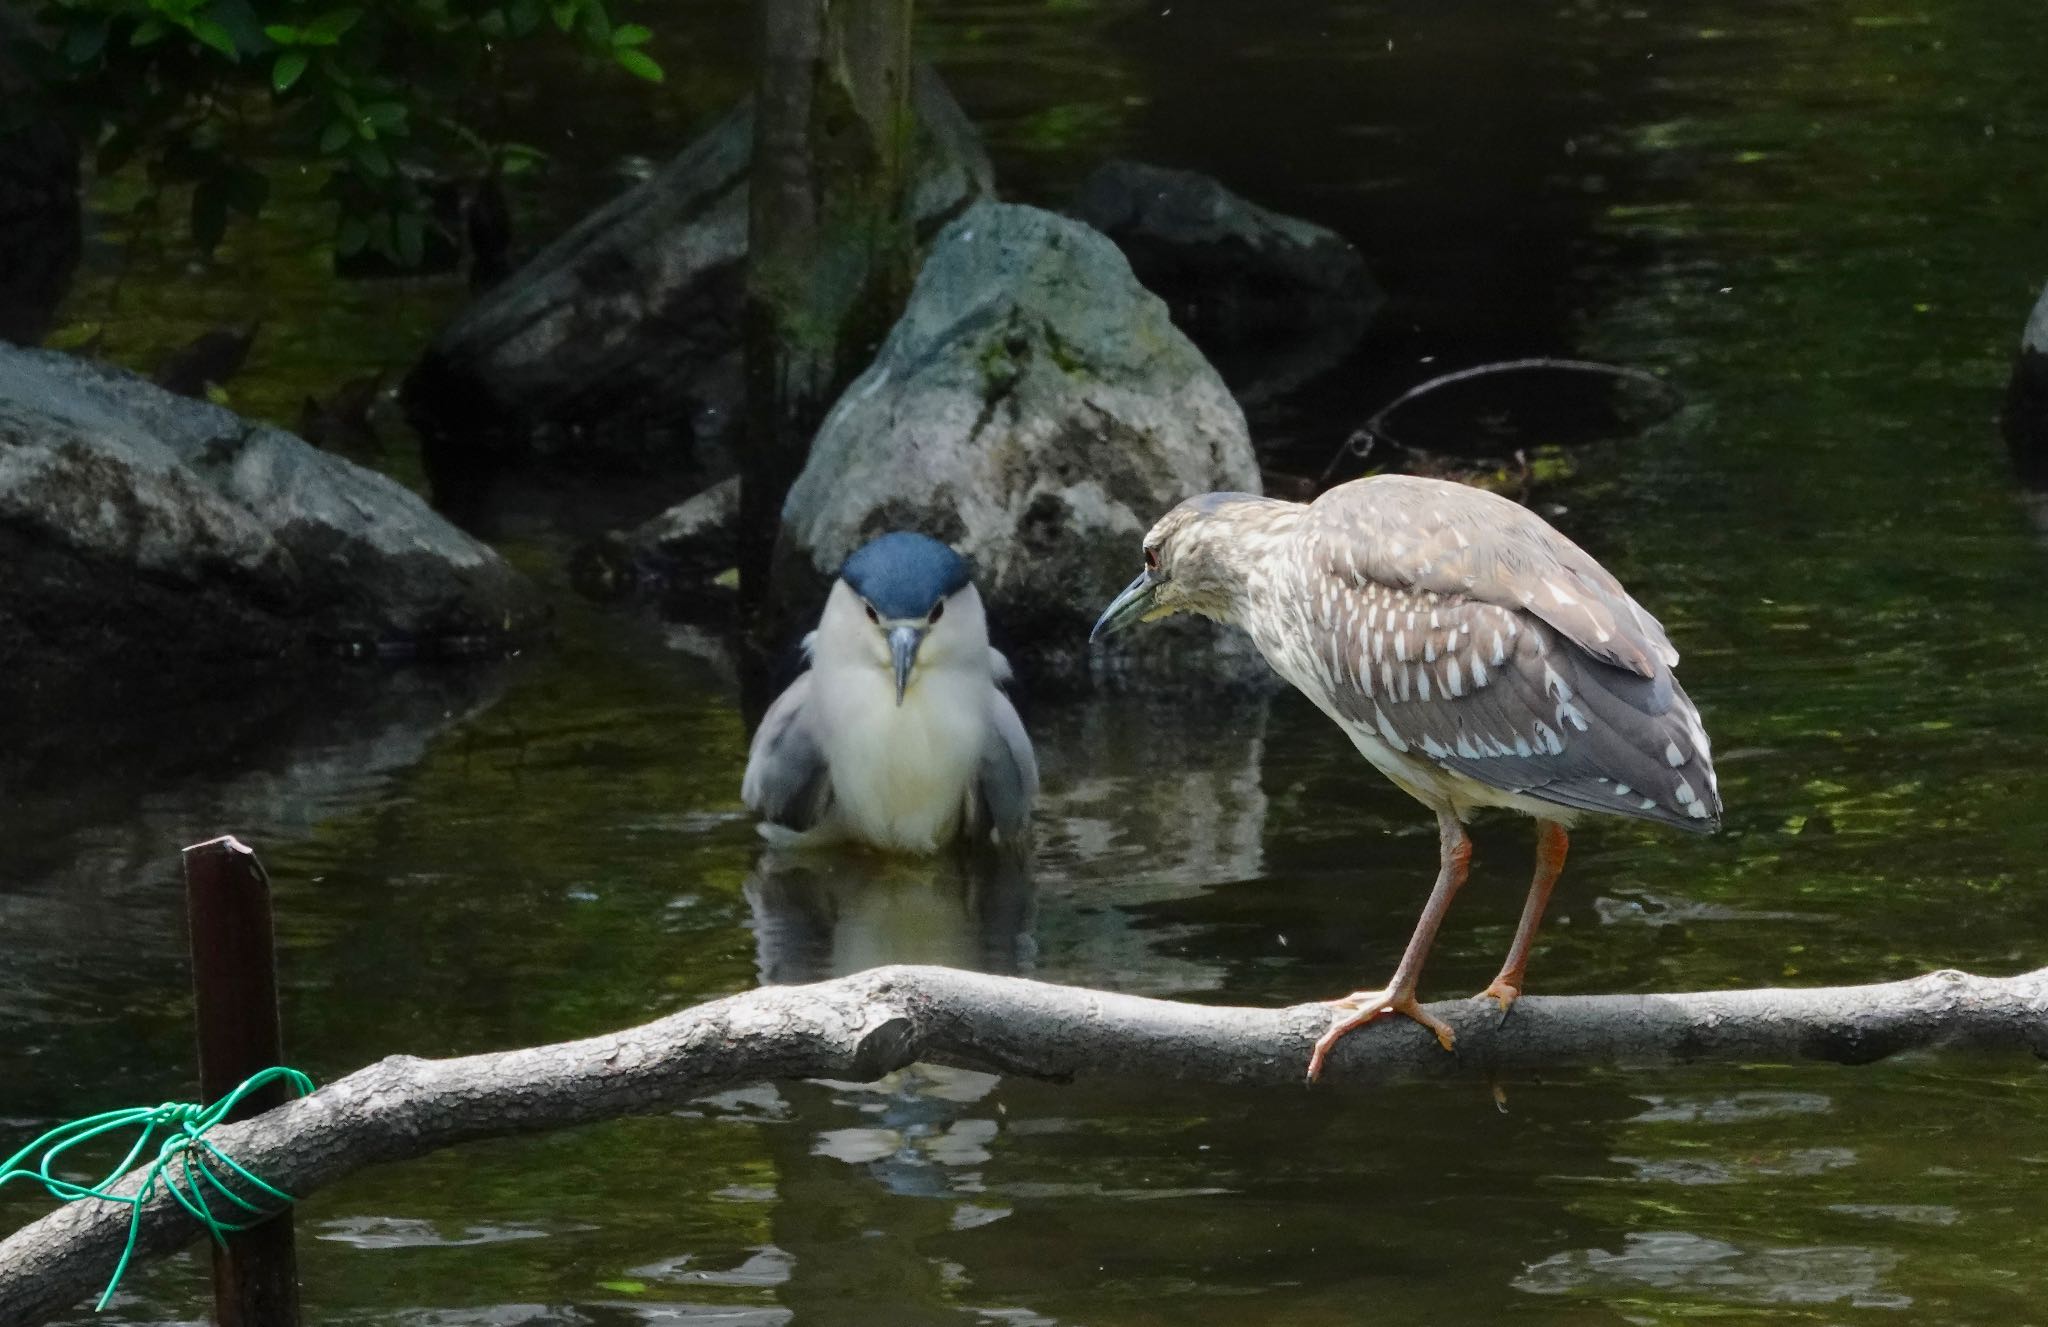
[
  {"xmin": 969, "ymin": 691, "xmax": 1039, "ymax": 847},
  {"xmin": 740, "ymin": 671, "xmax": 835, "ymax": 831},
  {"xmin": 1299, "ymin": 569, "xmax": 1718, "ymax": 832},
  {"xmin": 1308, "ymin": 477, "xmax": 1680, "ymax": 680}
]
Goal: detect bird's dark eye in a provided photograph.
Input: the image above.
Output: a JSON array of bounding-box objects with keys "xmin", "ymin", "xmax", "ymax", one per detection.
[
  {"xmin": 929, "ymin": 600, "xmax": 945, "ymax": 623},
  {"xmin": 1143, "ymin": 546, "xmax": 1160, "ymax": 572},
  {"xmin": 864, "ymin": 603, "xmax": 879, "ymax": 625}
]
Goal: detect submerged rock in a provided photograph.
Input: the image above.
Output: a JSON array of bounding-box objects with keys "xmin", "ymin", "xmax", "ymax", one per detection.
[
  {"xmin": 1070, "ymin": 160, "xmax": 1381, "ymax": 400},
  {"xmin": 402, "ymin": 66, "xmax": 994, "ymax": 492},
  {"xmin": 0, "ymin": 347, "xmax": 540, "ymax": 705},
  {"xmin": 777, "ymin": 200, "xmax": 1264, "ymax": 681},
  {"xmin": 572, "ymin": 474, "xmax": 740, "ymax": 612},
  {"xmin": 625, "ymin": 473, "xmax": 740, "ymax": 572}
]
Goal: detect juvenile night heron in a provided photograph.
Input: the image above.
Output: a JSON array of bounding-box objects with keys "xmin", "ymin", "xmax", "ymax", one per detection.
[
  {"xmin": 743, "ymin": 532, "xmax": 1039, "ymax": 854},
  {"xmin": 1092, "ymin": 475, "xmax": 1720, "ymax": 1079}
]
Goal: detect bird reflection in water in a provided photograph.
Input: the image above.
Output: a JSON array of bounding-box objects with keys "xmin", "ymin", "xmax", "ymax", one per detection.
[
  {"xmin": 741, "ymin": 848, "xmax": 1033, "ymax": 1286},
  {"xmin": 745, "ymin": 850, "xmax": 1036, "ymax": 987}
]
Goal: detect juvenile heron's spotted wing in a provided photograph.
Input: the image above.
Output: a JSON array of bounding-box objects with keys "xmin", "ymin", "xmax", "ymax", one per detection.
[
  {"xmin": 1289, "ymin": 479, "xmax": 1719, "ymax": 831},
  {"xmin": 1312, "ymin": 474, "xmax": 1680, "ymax": 680}
]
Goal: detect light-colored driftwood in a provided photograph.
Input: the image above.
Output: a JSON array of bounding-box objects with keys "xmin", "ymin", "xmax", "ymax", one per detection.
[{"xmin": 3, "ymin": 964, "xmax": 2044, "ymax": 1322}]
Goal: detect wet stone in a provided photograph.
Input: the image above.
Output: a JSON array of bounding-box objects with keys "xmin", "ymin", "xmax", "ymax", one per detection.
[{"xmin": 0, "ymin": 346, "xmax": 540, "ymax": 709}]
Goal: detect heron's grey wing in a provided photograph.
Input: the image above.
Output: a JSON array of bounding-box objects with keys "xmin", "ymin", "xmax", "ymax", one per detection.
[
  {"xmin": 1414, "ymin": 612, "xmax": 1719, "ymax": 832},
  {"xmin": 1310, "ymin": 475, "xmax": 1680, "ymax": 679},
  {"xmin": 741, "ymin": 671, "xmax": 834, "ymax": 831},
  {"xmin": 1300, "ymin": 571, "xmax": 1719, "ymax": 833},
  {"xmin": 968, "ymin": 690, "xmax": 1038, "ymax": 847}
]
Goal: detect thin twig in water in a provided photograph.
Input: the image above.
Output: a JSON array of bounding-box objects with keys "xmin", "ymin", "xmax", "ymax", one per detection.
[{"xmin": 1318, "ymin": 357, "xmax": 1684, "ymax": 487}]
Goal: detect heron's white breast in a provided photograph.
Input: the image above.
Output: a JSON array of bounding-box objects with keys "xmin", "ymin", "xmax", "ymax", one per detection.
[{"xmin": 811, "ymin": 660, "xmax": 990, "ymax": 853}]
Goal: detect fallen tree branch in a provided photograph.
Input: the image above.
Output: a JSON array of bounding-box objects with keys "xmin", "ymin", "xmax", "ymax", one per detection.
[{"xmin": 4, "ymin": 963, "xmax": 2044, "ymax": 1321}]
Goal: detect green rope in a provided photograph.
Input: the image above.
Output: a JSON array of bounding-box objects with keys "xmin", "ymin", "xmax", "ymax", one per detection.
[{"xmin": 0, "ymin": 1067, "xmax": 314, "ymax": 1311}]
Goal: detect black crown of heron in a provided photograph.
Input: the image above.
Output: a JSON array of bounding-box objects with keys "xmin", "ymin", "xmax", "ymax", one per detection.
[{"xmin": 1093, "ymin": 474, "xmax": 1721, "ymax": 1081}]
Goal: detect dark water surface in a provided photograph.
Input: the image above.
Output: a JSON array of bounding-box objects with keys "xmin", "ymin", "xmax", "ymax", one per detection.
[{"xmin": 8, "ymin": 0, "xmax": 2048, "ymax": 1322}]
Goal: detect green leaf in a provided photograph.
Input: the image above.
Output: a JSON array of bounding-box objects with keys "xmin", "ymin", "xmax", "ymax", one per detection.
[
  {"xmin": 610, "ymin": 22, "xmax": 649, "ymax": 46},
  {"xmin": 497, "ymin": 141, "xmax": 548, "ymax": 176},
  {"xmin": 304, "ymin": 7, "xmax": 363, "ymax": 44},
  {"xmin": 272, "ymin": 50, "xmax": 309, "ymax": 92},
  {"xmin": 263, "ymin": 23, "xmax": 302, "ymax": 43},
  {"xmin": 508, "ymin": 0, "xmax": 542, "ymax": 34},
  {"xmin": 318, "ymin": 118, "xmax": 352, "ymax": 153},
  {"xmin": 599, "ymin": 1280, "xmax": 648, "ymax": 1294},
  {"xmin": 395, "ymin": 208, "xmax": 425, "ymax": 267},
  {"xmin": 336, "ymin": 215, "xmax": 369, "ymax": 255},
  {"xmin": 613, "ymin": 47, "xmax": 661, "ymax": 82},
  {"xmin": 369, "ymin": 208, "xmax": 396, "ymax": 260},
  {"xmin": 362, "ymin": 101, "xmax": 407, "ymax": 132},
  {"xmin": 187, "ymin": 16, "xmax": 239, "ymax": 60},
  {"xmin": 63, "ymin": 20, "xmax": 109, "ymax": 64},
  {"xmin": 578, "ymin": 1, "xmax": 610, "ymax": 43},
  {"xmin": 352, "ymin": 139, "xmax": 391, "ymax": 177},
  {"xmin": 130, "ymin": 17, "xmax": 166, "ymax": 46},
  {"xmin": 549, "ymin": 0, "xmax": 575, "ymax": 32}
]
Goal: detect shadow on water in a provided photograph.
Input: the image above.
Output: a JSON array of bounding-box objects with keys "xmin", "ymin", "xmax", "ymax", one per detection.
[{"xmin": 0, "ymin": 665, "xmax": 510, "ymax": 1114}]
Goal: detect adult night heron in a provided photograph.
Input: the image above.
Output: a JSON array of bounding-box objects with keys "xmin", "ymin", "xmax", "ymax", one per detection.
[
  {"xmin": 743, "ymin": 532, "xmax": 1039, "ymax": 854},
  {"xmin": 1092, "ymin": 475, "xmax": 1720, "ymax": 1079}
]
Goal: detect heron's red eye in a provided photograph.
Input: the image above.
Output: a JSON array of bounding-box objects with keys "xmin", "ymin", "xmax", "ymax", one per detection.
[
  {"xmin": 864, "ymin": 604, "xmax": 879, "ymax": 624},
  {"xmin": 930, "ymin": 600, "xmax": 945, "ymax": 623},
  {"xmin": 1143, "ymin": 546, "xmax": 1160, "ymax": 572}
]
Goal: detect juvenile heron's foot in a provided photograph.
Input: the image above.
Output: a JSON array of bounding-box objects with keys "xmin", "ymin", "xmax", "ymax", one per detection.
[
  {"xmin": 1474, "ymin": 978, "xmax": 1522, "ymax": 1014},
  {"xmin": 1305, "ymin": 988, "xmax": 1456, "ymax": 1082}
]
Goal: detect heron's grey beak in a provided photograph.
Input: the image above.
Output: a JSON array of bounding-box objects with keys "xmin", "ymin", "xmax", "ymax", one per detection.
[
  {"xmin": 1090, "ymin": 571, "xmax": 1158, "ymax": 643},
  {"xmin": 888, "ymin": 625, "xmax": 924, "ymax": 705}
]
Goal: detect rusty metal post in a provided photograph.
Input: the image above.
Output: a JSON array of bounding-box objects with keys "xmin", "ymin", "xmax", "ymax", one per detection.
[{"xmin": 183, "ymin": 834, "xmax": 302, "ymax": 1326}]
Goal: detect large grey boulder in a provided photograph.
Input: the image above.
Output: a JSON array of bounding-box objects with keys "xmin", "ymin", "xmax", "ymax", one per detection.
[
  {"xmin": 403, "ymin": 66, "xmax": 994, "ymax": 484},
  {"xmin": 777, "ymin": 201, "xmax": 1263, "ymax": 679},
  {"xmin": 2004, "ymin": 281, "xmax": 2048, "ymax": 491},
  {"xmin": 0, "ymin": 347, "xmax": 539, "ymax": 704},
  {"xmin": 1070, "ymin": 160, "xmax": 1381, "ymax": 400}
]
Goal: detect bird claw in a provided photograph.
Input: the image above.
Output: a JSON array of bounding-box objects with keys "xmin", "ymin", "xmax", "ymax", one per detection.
[
  {"xmin": 1474, "ymin": 979, "xmax": 1522, "ymax": 1013},
  {"xmin": 1304, "ymin": 988, "xmax": 1456, "ymax": 1084}
]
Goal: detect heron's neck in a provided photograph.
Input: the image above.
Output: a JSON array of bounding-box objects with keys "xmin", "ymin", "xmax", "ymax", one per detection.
[{"xmin": 1185, "ymin": 497, "xmax": 1308, "ymax": 625}]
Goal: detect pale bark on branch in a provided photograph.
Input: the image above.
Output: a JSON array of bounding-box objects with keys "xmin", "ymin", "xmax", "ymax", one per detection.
[{"xmin": 3, "ymin": 964, "xmax": 2044, "ymax": 1323}]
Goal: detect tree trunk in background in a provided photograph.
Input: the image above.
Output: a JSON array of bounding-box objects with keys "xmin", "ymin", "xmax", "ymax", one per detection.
[
  {"xmin": 740, "ymin": 0, "xmax": 915, "ymax": 709},
  {"xmin": 0, "ymin": 3, "xmax": 83, "ymax": 346}
]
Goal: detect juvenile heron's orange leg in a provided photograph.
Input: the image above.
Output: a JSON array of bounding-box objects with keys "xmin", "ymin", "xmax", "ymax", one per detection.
[
  {"xmin": 1476, "ymin": 820, "xmax": 1570, "ymax": 1012},
  {"xmin": 1306, "ymin": 810, "xmax": 1471, "ymax": 1082}
]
